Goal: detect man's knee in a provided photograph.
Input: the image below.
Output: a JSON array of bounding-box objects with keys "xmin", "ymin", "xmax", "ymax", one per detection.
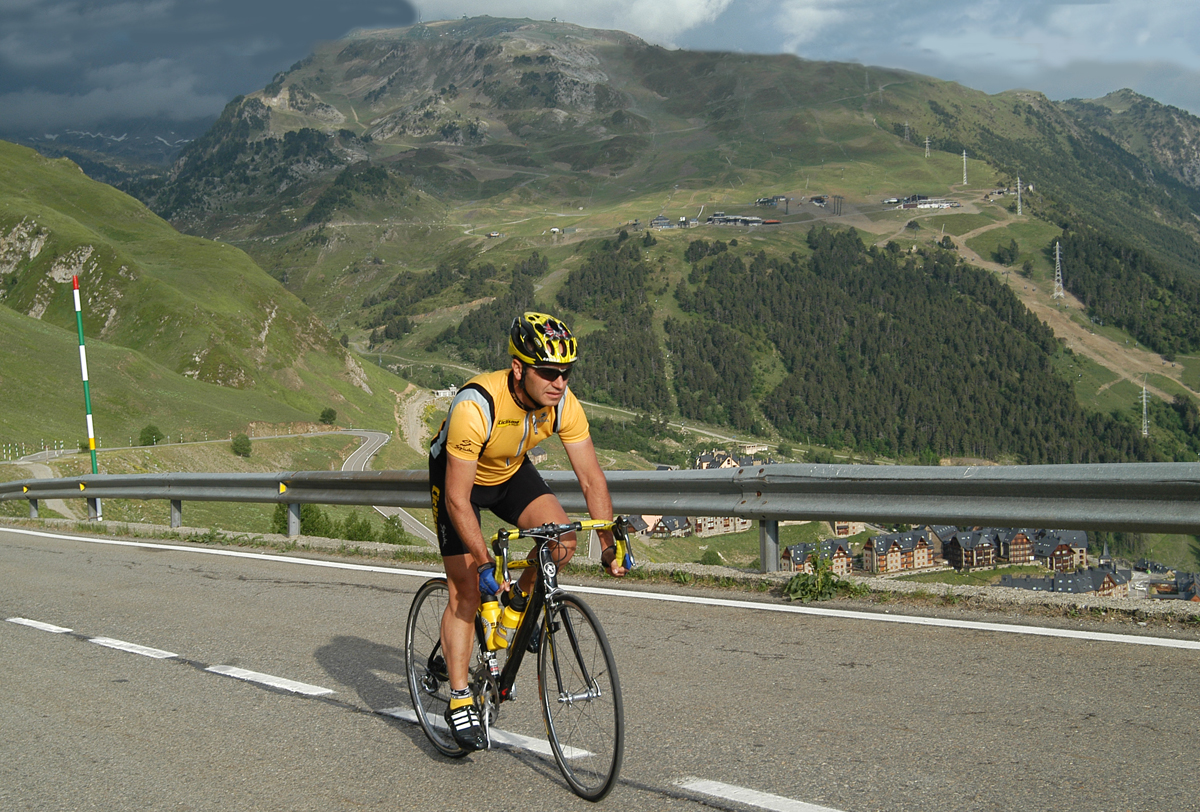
[
  {"xmin": 518, "ymin": 493, "xmax": 568, "ymax": 528},
  {"xmin": 444, "ymin": 558, "xmax": 481, "ymax": 608}
]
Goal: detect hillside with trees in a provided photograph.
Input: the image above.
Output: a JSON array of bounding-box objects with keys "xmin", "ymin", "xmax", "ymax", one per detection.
[
  {"xmin": 10, "ymin": 16, "xmax": 1200, "ymax": 470},
  {"xmin": 425, "ymin": 233, "xmax": 1155, "ymax": 464}
]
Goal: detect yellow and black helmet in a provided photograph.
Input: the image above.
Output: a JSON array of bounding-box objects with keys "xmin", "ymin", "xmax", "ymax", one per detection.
[{"xmin": 509, "ymin": 312, "xmax": 578, "ymax": 365}]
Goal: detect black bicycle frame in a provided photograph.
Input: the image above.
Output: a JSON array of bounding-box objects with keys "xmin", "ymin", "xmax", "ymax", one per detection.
[{"xmin": 492, "ymin": 540, "xmax": 561, "ymax": 702}]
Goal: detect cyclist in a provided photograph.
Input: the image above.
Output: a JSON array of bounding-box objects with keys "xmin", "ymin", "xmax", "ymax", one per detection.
[{"xmin": 428, "ymin": 311, "xmax": 628, "ymax": 752}]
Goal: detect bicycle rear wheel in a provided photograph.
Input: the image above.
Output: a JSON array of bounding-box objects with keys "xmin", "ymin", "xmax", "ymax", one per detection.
[
  {"xmin": 537, "ymin": 594, "xmax": 624, "ymax": 801},
  {"xmin": 404, "ymin": 578, "xmax": 466, "ymax": 758}
]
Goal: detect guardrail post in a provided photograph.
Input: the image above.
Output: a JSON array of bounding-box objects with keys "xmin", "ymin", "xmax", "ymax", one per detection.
[
  {"xmin": 170, "ymin": 500, "xmax": 182, "ymax": 528},
  {"xmin": 87, "ymin": 498, "xmax": 100, "ymax": 521},
  {"xmin": 759, "ymin": 519, "xmax": 780, "ymax": 573},
  {"xmin": 287, "ymin": 503, "xmax": 301, "ymax": 537},
  {"xmin": 28, "ymin": 498, "xmax": 38, "ymax": 519}
]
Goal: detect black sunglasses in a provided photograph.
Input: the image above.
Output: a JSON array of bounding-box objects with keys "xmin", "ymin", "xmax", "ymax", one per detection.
[{"xmin": 528, "ymin": 364, "xmax": 572, "ymax": 383}]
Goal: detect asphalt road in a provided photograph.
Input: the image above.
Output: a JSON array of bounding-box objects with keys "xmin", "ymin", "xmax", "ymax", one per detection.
[{"xmin": 2, "ymin": 525, "xmax": 1197, "ymax": 812}]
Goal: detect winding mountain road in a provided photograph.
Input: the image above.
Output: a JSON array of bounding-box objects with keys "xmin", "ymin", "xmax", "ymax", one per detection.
[{"xmin": 341, "ymin": 429, "xmax": 436, "ymax": 547}]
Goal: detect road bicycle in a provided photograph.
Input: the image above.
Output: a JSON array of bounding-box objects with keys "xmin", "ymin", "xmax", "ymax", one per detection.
[{"xmin": 404, "ymin": 518, "xmax": 634, "ymax": 801}]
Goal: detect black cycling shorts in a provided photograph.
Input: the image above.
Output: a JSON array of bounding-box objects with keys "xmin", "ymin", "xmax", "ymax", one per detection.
[{"xmin": 428, "ymin": 454, "xmax": 554, "ymax": 557}]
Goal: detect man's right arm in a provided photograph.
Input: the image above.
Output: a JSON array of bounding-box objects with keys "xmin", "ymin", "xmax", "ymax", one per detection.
[{"xmin": 444, "ymin": 453, "xmax": 491, "ymax": 569}]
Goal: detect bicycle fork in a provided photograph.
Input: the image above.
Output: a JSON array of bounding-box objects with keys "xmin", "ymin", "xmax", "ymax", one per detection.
[{"xmin": 545, "ymin": 601, "xmax": 603, "ymax": 706}]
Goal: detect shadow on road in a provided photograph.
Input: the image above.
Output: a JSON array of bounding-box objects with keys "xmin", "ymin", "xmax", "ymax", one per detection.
[
  {"xmin": 312, "ymin": 634, "xmax": 449, "ymax": 755},
  {"xmin": 314, "ymin": 634, "xmax": 409, "ymax": 711}
]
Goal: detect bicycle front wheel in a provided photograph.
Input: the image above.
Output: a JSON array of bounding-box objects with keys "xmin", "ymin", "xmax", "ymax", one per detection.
[
  {"xmin": 537, "ymin": 594, "xmax": 624, "ymax": 801},
  {"xmin": 404, "ymin": 578, "xmax": 466, "ymax": 758}
]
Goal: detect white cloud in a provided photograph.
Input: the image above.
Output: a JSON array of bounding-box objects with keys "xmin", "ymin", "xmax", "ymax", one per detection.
[
  {"xmin": 761, "ymin": 0, "xmax": 1200, "ymax": 77},
  {"xmin": 772, "ymin": 1, "xmax": 850, "ymax": 49},
  {"xmin": 737, "ymin": 0, "xmax": 1200, "ymax": 113}
]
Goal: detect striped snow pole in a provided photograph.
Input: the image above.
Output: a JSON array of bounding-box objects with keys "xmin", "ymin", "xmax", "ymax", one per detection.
[{"xmin": 72, "ymin": 276, "xmax": 101, "ymax": 519}]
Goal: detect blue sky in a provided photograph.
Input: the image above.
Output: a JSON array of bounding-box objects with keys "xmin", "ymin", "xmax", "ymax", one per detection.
[{"xmin": 2, "ymin": 0, "xmax": 1198, "ymax": 133}]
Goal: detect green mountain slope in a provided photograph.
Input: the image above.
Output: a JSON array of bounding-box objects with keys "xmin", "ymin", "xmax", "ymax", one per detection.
[
  {"xmin": 0, "ymin": 141, "xmax": 355, "ymax": 390},
  {"xmin": 0, "ymin": 303, "xmax": 310, "ymax": 447},
  {"xmin": 1059, "ymin": 89, "xmax": 1200, "ymax": 196},
  {"xmin": 0, "ymin": 140, "xmax": 412, "ymax": 447},
  {"xmin": 68, "ymin": 16, "xmax": 1200, "ymax": 464},
  {"xmin": 135, "ymin": 18, "xmax": 1200, "ymax": 307}
]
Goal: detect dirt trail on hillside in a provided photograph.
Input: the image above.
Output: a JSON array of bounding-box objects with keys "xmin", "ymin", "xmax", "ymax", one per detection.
[
  {"xmin": 400, "ymin": 387, "xmax": 434, "ymax": 454},
  {"xmin": 950, "ymin": 229, "xmax": 1198, "ymax": 401},
  {"xmin": 838, "ymin": 193, "xmax": 1196, "ymax": 401}
]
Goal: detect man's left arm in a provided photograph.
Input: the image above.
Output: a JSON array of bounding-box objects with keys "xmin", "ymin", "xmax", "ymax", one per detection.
[{"xmin": 563, "ymin": 437, "xmax": 625, "ymax": 576}]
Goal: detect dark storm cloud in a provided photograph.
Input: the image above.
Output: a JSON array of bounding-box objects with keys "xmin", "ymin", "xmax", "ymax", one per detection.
[{"xmin": 0, "ymin": 0, "xmax": 417, "ymax": 132}]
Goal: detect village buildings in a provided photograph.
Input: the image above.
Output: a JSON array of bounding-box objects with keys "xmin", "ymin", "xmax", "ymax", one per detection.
[
  {"xmin": 995, "ymin": 529, "xmax": 1035, "ymax": 564},
  {"xmin": 623, "ymin": 446, "xmax": 1137, "ymax": 600},
  {"xmin": 944, "ymin": 530, "xmax": 998, "ymax": 570},
  {"xmin": 783, "ymin": 539, "xmax": 854, "ymax": 577},
  {"xmin": 1149, "ymin": 572, "xmax": 1200, "ymax": 601},
  {"xmin": 1000, "ymin": 564, "xmax": 1131, "ymax": 597},
  {"xmin": 921, "ymin": 525, "xmax": 957, "ymax": 560},
  {"xmin": 651, "ymin": 516, "xmax": 691, "ymax": 538},
  {"xmin": 861, "ymin": 530, "xmax": 935, "ymax": 574},
  {"xmin": 1032, "ymin": 530, "xmax": 1089, "ymax": 571},
  {"xmin": 693, "ymin": 516, "xmax": 753, "ymax": 537},
  {"xmin": 694, "ymin": 447, "xmax": 771, "ymax": 470}
]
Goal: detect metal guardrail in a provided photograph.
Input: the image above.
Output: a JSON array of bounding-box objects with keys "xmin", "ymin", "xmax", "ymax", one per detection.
[{"xmin": 4, "ymin": 462, "xmax": 1200, "ymax": 571}]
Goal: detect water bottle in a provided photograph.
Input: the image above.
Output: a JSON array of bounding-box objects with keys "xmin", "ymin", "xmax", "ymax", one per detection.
[
  {"xmin": 490, "ymin": 586, "xmax": 527, "ymax": 650},
  {"xmin": 479, "ymin": 593, "xmax": 501, "ymax": 651}
]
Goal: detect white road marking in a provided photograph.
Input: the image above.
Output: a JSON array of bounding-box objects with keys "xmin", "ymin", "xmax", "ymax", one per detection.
[
  {"xmin": 678, "ymin": 778, "xmax": 846, "ymax": 812},
  {"xmin": 5, "ymin": 527, "xmax": 435, "ymax": 577},
  {"xmin": 378, "ymin": 706, "xmax": 590, "ymax": 758},
  {"xmin": 7, "ymin": 606, "xmax": 832, "ymax": 810},
  {"xmin": 90, "ymin": 637, "xmax": 177, "ymax": 659},
  {"xmin": 568, "ymin": 584, "xmax": 1200, "ymax": 651},
  {"xmin": 205, "ymin": 665, "xmax": 335, "ymax": 696},
  {"xmin": 7, "ymin": 611, "xmax": 333, "ymax": 696},
  {"xmin": 7, "ymin": 526, "xmax": 1200, "ymax": 651},
  {"xmin": 6, "ymin": 617, "xmax": 72, "ymax": 633}
]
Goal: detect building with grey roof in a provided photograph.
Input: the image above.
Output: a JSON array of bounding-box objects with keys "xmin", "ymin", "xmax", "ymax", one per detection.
[
  {"xmin": 783, "ymin": 539, "xmax": 854, "ymax": 577},
  {"xmin": 945, "ymin": 530, "xmax": 997, "ymax": 570},
  {"xmin": 862, "ymin": 530, "xmax": 935, "ymax": 574},
  {"xmin": 1000, "ymin": 563, "xmax": 1130, "ymax": 597},
  {"xmin": 1032, "ymin": 530, "xmax": 1088, "ymax": 571}
]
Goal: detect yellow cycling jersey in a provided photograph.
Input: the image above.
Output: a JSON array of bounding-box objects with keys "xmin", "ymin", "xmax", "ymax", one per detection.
[{"xmin": 429, "ymin": 369, "xmax": 590, "ymax": 486}]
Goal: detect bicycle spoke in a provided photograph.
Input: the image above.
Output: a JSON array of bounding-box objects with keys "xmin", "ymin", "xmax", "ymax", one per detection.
[
  {"xmin": 405, "ymin": 579, "xmax": 467, "ymax": 758},
  {"xmin": 538, "ymin": 595, "xmax": 624, "ymax": 801}
]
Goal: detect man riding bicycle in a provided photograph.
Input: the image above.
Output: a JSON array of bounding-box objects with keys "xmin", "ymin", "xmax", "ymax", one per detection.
[{"xmin": 428, "ymin": 311, "xmax": 628, "ymax": 752}]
